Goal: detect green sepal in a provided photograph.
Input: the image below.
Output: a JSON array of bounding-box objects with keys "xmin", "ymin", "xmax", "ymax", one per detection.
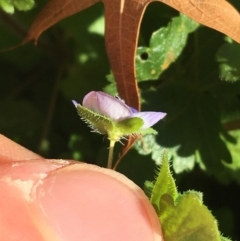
[
  {"xmin": 116, "ymin": 117, "xmax": 144, "ymax": 134},
  {"xmin": 75, "ymin": 104, "xmax": 114, "ymax": 134},
  {"xmin": 108, "ymin": 117, "xmax": 145, "ymax": 141},
  {"xmin": 221, "ymin": 237, "xmax": 232, "ymax": 241}
]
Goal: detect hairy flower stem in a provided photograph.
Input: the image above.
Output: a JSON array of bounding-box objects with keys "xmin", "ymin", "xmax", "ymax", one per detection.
[{"xmin": 107, "ymin": 140, "xmax": 116, "ymax": 169}]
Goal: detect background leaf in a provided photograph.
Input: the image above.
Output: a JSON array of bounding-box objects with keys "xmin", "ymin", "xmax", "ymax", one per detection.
[
  {"xmin": 0, "ymin": 0, "xmax": 34, "ymax": 13},
  {"xmin": 216, "ymin": 38, "xmax": 240, "ymax": 82},
  {"xmin": 136, "ymin": 14, "xmax": 199, "ymax": 81}
]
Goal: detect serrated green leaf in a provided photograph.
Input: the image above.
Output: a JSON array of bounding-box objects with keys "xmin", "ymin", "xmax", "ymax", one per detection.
[
  {"xmin": 160, "ymin": 192, "xmax": 221, "ymax": 241},
  {"xmin": 216, "ymin": 40, "xmax": 240, "ymax": 82},
  {"xmin": 135, "ymin": 135, "xmax": 196, "ymax": 173},
  {"xmin": 136, "ymin": 14, "xmax": 199, "ymax": 81},
  {"xmin": 146, "ymin": 155, "xmax": 229, "ymax": 241},
  {"xmin": 135, "ymin": 134, "xmax": 158, "ymax": 156},
  {"xmin": 150, "ymin": 153, "xmax": 177, "ymax": 213},
  {"xmin": 171, "ymin": 152, "xmax": 196, "ymax": 174},
  {"xmin": 143, "ymin": 85, "xmax": 233, "ymax": 181}
]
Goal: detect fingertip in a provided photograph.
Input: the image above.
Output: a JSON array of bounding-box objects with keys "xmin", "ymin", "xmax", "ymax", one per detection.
[{"xmin": 33, "ymin": 163, "xmax": 163, "ymax": 241}]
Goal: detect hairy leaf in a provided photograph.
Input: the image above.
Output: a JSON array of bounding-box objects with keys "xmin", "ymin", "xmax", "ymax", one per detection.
[{"xmin": 148, "ymin": 155, "xmax": 228, "ymax": 241}]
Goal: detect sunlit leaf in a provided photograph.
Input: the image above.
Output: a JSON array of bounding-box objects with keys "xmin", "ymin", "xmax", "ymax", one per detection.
[
  {"xmin": 136, "ymin": 14, "xmax": 199, "ymax": 81},
  {"xmin": 148, "ymin": 156, "xmax": 228, "ymax": 241},
  {"xmin": 0, "ymin": 0, "xmax": 34, "ymax": 13},
  {"xmin": 135, "ymin": 134, "xmax": 196, "ymax": 173}
]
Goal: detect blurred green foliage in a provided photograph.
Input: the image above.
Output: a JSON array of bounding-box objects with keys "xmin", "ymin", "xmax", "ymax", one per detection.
[
  {"xmin": 0, "ymin": 0, "xmax": 34, "ymax": 14},
  {"xmin": 0, "ymin": 0, "xmax": 240, "ymax": 239}
]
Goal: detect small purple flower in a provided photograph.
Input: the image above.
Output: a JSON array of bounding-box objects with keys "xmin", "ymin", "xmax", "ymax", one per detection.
[{"xmin": 73, "ymin": 91, "xmax": 166, "ymax": 129}]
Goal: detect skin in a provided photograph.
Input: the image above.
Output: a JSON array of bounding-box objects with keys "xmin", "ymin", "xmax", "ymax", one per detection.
[{"xmin": 0, "ymin": 134, "xmax": 163, "ymax": 241}]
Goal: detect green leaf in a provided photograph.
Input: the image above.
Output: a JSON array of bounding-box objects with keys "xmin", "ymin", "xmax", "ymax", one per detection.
[
  {"xmin": 136, "ymin": 14, "xmax": 199, "ymax": 81},
  {"xmin": 135, "ymin": 134, "xmax": 196, "ymax": 173},
  {"xmin": 160, "ymin": 192, "xmax": 221, "ymax": 241},
  {"xmin": 0, "ymin": 1, "xmax": 14, "ymax": 13},
  {"xmin": 143, "ymin": 84, "xmax": 233, "ymax": 181},
  {"xmin": 147, "ymin": 156, "xmax": 226, "ymax": 241},
  {"xmin": 0, "ymin": 0, "xmax": 34, "ymax": 13},
  {"xmin": 88, "ymin": 15, "xmax": 104, "ymax": 35},
  {"xmin": 149, "ymin": 153, "xmax": 178, "ymax": 213},
  {"xmin": 216, "ymin": 39, "xmax": 240, "ymax": 82},
  {"xmin": 104, "ymin": 13, "xmax": 199, "ymax": 91}
]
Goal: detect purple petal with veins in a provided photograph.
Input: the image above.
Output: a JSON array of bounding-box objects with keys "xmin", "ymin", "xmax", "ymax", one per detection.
[
  {"xmin": 83, "ymin": 91, "xmax": 132, "ymax": 121},
  {"xmin": 132, "ymin": 111, "xmax": 167, "ymax": 129}
]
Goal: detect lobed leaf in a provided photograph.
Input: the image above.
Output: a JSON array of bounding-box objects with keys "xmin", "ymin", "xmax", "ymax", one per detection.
[
  {"xmin": 147, "ymin": 155, "xmax": 229, "ymax": 241},
  {"xmin": 136, "ymin": 14, "xmax": 199, "ymax": 81}
]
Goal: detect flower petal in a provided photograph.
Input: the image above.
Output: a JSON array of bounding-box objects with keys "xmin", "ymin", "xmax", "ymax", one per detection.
[
  {"xmin": 72, "ymin": 100, "xmax": 78, "ymax": 108},
  {"xmin": 83, "ymin": 91, "xmax": 132, "ymax": 121},
  {"xmin": 132, "ymin": 111, "xmax": 167, "ymax": 129},
  {"xmin": 130, "ymin": 107, "xmax": 138, "ymax": 113}
]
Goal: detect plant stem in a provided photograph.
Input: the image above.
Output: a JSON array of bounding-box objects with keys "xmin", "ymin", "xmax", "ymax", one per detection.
[{"xmin": 107, "ymin": 140, "xmax": 115, "ymax": 169}]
